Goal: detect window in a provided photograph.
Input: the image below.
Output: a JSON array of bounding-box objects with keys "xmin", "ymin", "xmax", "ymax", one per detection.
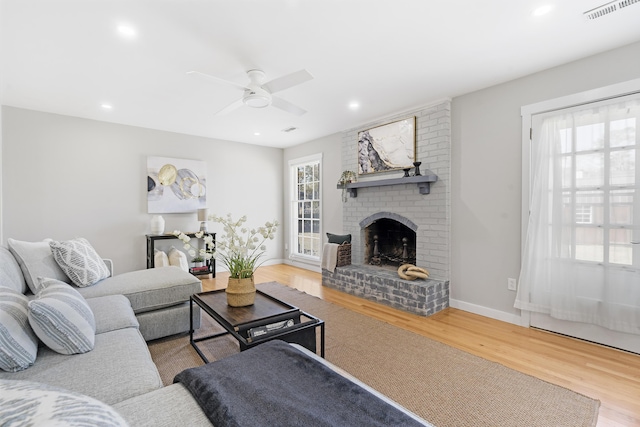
[
  {"xmin": 516, "ymin": 81, "xmax": 640, "ymax": 341},
  {"xmin": 548, "ymin": 96, "xmax": 639, "ymax": 265},
  {"xmin": 575, "ymin": 205, "xmax": 593, "ymax": 224},
  {"xmin": 289, "ymin": 154, "xmax": 322, "ymax": 261}
]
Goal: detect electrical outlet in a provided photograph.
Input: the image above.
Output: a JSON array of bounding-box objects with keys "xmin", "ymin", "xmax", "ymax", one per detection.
[{"xmin": 507, "ymin": 278, "xmax": 517, "ymax": 291}]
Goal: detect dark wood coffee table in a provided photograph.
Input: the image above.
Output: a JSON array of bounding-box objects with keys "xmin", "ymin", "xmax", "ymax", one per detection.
[{"xmin": 190, "ymin": 288, "xmax": 325, "ymax": 363}]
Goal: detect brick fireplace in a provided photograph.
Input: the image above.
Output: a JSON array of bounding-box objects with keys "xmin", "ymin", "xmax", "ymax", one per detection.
[{"xmin": 322, "ymin": 101, "xmax": 451, "ymax": 316}]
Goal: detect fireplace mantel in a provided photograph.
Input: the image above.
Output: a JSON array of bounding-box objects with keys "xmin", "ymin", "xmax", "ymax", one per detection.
[{"xmin": 337, "ymin": 171, "xmax": 438, "ymax": 197}]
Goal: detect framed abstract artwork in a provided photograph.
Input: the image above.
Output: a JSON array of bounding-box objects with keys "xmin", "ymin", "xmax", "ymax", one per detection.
[
  {"xmin": 147, "ymin": 156, "xmax": 206, "ymax": 213},
  {"xmin": 357, "ymin": 116, "xmax": 416, "ymax": 175}
]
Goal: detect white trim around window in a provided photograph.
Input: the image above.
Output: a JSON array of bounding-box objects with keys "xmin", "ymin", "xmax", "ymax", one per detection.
[{"xmin": 288, "ymin": 153, "xmax": 323, "ymax": 266}]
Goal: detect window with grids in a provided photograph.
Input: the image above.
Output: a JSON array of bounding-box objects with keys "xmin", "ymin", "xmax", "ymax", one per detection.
[
  {"xmin": 553, "ymin": 98, "xmax": 639, "ymax": 265},
  {"xmin": 290, "ymin": 156, "xmax": 321, "ymax": 259}
]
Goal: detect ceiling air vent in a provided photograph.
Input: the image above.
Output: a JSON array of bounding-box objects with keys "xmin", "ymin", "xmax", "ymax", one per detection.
[
  {"xmin": 584, "ymin": 0, "xmax": 639, "ymax": 20},
  {"xmin": 282, "ymin": 126, "xmax": 298, "ymax": 133}
]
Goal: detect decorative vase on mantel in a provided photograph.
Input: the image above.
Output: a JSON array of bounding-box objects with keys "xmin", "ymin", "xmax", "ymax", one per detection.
[{"xmin": 226, "ymin": 276, "xmax": 256, "ymax": 307}]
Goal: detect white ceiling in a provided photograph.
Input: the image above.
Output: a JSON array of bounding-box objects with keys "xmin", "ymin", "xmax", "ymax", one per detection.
[{"xmin": 2, "ymin": 0, "xmax": 640, "ymax": 148}]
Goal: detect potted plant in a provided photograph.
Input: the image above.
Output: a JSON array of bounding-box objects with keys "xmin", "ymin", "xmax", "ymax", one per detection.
[
  {"xmin": 192, "ymin": 256, "xmax": 204, "ymax": 268},
  {"xmin": 173, "ymin": 213, "xmax": 278, "ymax": 307},
  {"xmin": 337, "ymin": 170, "xmax": 357, "ymax": 202}
]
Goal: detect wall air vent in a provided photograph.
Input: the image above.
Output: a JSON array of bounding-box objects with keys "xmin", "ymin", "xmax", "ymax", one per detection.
[
  {"xmin": 584, "ymin": 0, "xmax": 639, "ymax": 20},
  {"xmin": 282, "ymin": 126, "xmax": 298, "ymax": 133}
]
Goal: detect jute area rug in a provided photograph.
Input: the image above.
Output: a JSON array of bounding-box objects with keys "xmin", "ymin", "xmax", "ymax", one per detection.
[{"xmin": 148, "ymin": 282, "xmax": 600, "ymax": 427}]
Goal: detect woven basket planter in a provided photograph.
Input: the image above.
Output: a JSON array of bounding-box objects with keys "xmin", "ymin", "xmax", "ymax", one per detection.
[{"xmin": 226, "ymin": 276, "xmax": 256, "ymax": 307}]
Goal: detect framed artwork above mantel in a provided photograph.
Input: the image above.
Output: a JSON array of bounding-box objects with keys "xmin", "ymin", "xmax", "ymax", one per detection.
[{"xmin": 357, "ymin": 116, "xmax": 416, "ymax": 175}]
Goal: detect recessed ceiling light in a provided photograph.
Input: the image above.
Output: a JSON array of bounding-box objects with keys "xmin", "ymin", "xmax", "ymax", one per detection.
[
  {"xmin": 532, "ymin": 4, "xmax": 554, "ymax": 16},
  {"xmin": 117, "ymin": 24, "xmax": 137, "ymax": 39},
  {"xmin": 254, "ymin": 132, "xmax": 261, "ymax": 136},
  {"xmin": 348, "ymin": 102, "xmax": 360, "ymax": 110},
  {"xmin": 101, "ymin": 104, "xmax": 113, "ymax": 110}
]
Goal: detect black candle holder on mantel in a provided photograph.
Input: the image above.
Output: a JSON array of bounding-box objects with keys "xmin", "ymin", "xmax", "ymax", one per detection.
[{"xmin": 413, "ymin": 161, "xmax": 422, "ymax": 176}]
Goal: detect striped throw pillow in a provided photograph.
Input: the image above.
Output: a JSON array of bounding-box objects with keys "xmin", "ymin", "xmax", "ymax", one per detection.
[
  {"xmin": 49, "ymin": 238, "xmax": 111, "ymax": 287},
  {"xmin": 28, "ymin": 278, "xmax": 96, "ymax": 355},
  {"xmin": 0, "ymin": 287, "xmax": 38, "ymax": 372},
  {"xmin": 0, "ymin": 379, "xmax": 129, "ymax": 426}
]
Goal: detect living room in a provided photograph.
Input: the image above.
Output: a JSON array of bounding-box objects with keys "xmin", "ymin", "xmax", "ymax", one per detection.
[{"xmin": 2, "ymin": 1, "xmax": 640, "ymax": 425}]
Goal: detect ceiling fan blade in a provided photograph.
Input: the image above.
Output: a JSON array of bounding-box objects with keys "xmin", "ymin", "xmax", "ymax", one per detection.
[
  {"xmin": 262, "ymin": 69, "xmax": 313, "ymax": 94},
  {"xmin": 187, "ymin": 71, "xmax": 249, "ymax": 91},
  {"xmin": 271, "ymin": 96, "xmax": 307, "ymax": 116},
  {"xmin": 214, "ymin": 98, "xmax": 244, "ymax": 116}
]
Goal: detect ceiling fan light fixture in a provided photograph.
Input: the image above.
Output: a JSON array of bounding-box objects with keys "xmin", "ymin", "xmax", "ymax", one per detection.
[{"xmin": 243, "ymin": 91, "xmax": 271, "ymax": 108}]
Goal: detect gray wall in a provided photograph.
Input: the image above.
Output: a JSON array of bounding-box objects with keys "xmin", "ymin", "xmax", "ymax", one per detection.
[
  {"xmin": 1, "ymin": 107, "xmax": 284, "ymax": 274},
  {"xmin": 451, "ymin": 40, "xmax": 640, "ymax": 322},
  {"xmin": 282, "ymin": 133, "xmax": 343, "ymax": 271}
]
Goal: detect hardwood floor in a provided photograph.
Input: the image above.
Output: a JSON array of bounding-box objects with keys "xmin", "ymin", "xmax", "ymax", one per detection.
[{"xmin": 201, "ymin": 264, "xmax": 640, "ymax": 427}]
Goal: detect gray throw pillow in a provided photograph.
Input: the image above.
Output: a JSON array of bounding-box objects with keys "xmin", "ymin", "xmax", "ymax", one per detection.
[
  {"xmin": 28, "ymin": 278, "xmax": 96, "ymax": 355},
  {"xmin": 0, "ymin": 287, "xmax": 38, "ymax": 372},
  {"xmin": 327, "ymin": 233, "xmax": 352, "ymax": 244},
  {"xmin": 0, "ymin": 379, "xmax": 129, "ymax": 426},
  {"xmin": 49, "ymin": 238, "xmax": 111, "ymax": 287}
]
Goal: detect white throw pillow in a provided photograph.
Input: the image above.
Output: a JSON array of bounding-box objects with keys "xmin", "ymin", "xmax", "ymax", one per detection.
[
  {"xmin": 0, "ymin": 287, "xmax": 38, "ymax": 372},
  {"xmin": 49, "ymin": 238, "xmax": 111, "ymax": 287},
  {"xmin": 28, "ymin": 278, "xmax": 96, "ymax": 355},
  {"xmin": 0, "ymin": 379, "xmax": 129, "ymax": 427},
  {"xmin": 168, "ymin": 247, "xmax": 189, "ymax": 271},
  {"xmin": 154, "ymin": 249, "xmax": 170, "ymax": 267},
  {"xmin": 7, "ymin": 238, "xmax": 71, "ymax": 294}
]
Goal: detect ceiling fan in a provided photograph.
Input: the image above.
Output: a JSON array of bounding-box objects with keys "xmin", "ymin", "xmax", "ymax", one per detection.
[{"xmin": 187, "ymin": 68, "xmax": 313, "ymax": 116}]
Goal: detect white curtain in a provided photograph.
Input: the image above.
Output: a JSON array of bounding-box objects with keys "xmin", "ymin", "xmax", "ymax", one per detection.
[{"xmin": 515, "ymin": 97, "xmax": 640, "ymax": 335}]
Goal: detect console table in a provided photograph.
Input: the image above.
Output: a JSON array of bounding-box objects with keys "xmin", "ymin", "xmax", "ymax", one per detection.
[{"xmin": 146, "ymin": 233, "xmax": 216, "ymax": 278}]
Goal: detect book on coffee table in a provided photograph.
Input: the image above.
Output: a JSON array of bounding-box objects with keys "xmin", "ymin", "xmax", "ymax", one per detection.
[{"xmin": 248, "ymin": 319, "xmax": 295, "ymax": 338}]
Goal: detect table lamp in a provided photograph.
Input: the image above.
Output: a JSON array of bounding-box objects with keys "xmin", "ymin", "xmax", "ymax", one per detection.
[{"xmin": 197, "ymin": 208, "xmax": 209, "ymax": 232}]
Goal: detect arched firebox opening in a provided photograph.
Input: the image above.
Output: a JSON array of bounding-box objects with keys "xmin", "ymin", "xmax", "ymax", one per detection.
[{"xmin": 361, "ymin": 213, "xmax": 417, "ymax": 267}]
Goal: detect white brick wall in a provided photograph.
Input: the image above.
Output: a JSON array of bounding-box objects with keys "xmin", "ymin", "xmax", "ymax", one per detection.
[{"xmin": 341, "ymin": 101, "xmax": 451, "ymax": 280}]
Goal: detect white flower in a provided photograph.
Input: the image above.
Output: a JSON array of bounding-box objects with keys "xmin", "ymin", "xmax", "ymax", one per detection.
[{"xmin": 174, "ymin": 213, "xmax": 277, "ymax": 279}]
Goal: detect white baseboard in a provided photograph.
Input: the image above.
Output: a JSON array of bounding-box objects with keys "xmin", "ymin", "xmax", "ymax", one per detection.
[
  {"xmin": 262, "ymin": 259, "xmax": 286, "ymax": 267},
  {"xmin": 283, "ymin": 259, "xmax": 321, "ymax": 273},
  {"xmin": 215, "ymin": 258, "xmax": 286, "ymax": 275},
  {"xmin": 449, "ymin": 298, "xmax": 528, "ymax": 327}
]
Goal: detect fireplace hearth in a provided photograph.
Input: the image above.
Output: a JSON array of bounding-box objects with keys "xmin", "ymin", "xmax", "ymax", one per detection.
[{"xmin": 322, "ymin": 265, "xmax": 449, "ymax": 317}]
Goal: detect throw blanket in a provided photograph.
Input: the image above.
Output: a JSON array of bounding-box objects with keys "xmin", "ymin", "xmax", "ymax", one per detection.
[
  {"xmin": 174, "ymin": 340, "xmax": 427, "ymax": 427},
  {"xmin": 321, "ymin": 243, "xmax": 338, "ymax": 272}
]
